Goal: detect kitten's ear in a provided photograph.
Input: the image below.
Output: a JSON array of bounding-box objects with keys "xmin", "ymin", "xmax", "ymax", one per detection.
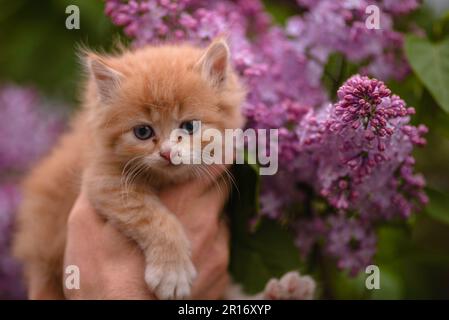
[
  {"xmin": 196, "ymin": 38, "xmax": 230, "ymax": 87},
  {"xmin": 87, "ymin": 54, "xmax": 123, "ymax": 104}
]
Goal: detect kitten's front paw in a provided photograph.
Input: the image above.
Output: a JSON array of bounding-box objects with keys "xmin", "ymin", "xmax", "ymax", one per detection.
[
  {"xmin": 144, "ymin": 254, "xmax": 197, "ymax": 300},
  {"xmin": 263, "ymin": 271, "xmax": 315, "ymax": 300}
]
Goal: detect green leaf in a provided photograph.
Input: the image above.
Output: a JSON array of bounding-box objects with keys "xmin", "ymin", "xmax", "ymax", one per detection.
[
  {"xmin": 404, "ymin": 35, "xmax": 449, "ymax": 113},
  {"xmin": 227, "ymin": 163, "xmax": 303, "ymax": 294},
  {"xmin": 425, "ymin": 187, "xmax": 449, "ymax": 225}
]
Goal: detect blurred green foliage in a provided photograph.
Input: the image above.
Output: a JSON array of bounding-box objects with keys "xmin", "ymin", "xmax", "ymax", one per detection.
[
  {"xmin": 1, "ymin": 0, "xmax": 449, "ymax": 299},
  {"xmin": 228, "ymin": 162, "xmax": 304, "ymax": 294},
  {"xmin": 405, "ymin": 35, "xmax": 449, "ymax": 113},
  {"xmin": 0, "ymin": 0, "xmax": 122, "ymax": 103}
]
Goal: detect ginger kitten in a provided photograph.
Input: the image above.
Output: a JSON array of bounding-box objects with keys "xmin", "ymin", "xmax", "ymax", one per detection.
[
  {"xmin": 13, "ymin": 38, "xmax": 315, "ymax": 300},
  {"xmin": 13, "ymin": 39, "xmax": 245, "ymax": 299}
]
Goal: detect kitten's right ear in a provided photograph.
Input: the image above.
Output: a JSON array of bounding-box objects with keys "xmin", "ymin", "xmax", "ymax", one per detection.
[
  {"xmin": 87, "ymin": 54, "xmax": 123, "ymax": 104},
  {"xmin": 196, "ymin": 38, "xmax": 230, "ymax": 88}
]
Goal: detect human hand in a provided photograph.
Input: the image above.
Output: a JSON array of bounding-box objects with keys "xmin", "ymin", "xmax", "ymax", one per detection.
[{"xmin": 63, "ymin": 167, "xmax": 230, "ymax": 299}]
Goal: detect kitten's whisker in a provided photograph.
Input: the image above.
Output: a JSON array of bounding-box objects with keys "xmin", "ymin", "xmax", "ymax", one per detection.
[
  {"xmin": 220, "ymin": 165, "xmax": 239, "ymax": 197},
  {"xmin": 194, "ymin": 163, "xmax": 225, "ymax": 197},
  {"xmin": 206, "ymin": 164, "xmax": 235, "ymax": 197},
  {"xmin": 122, "ymin": 156, "xmax": 144, "ymax": 178},
  {"xmin": 121, "ymin": 157, "xmax": 138, "ymax": 204},
  {"xmin": 127, "ymin": 162, "xmax": 147, "ymax": 189},
  {"xmin": 120, "ymin": 156, "xmax": 146, "ymax": 206},
  {"xmin": 195, "ymin": 153, "xmax": 238, "ymax": 196},
  {"xmin": 123, "ymin": 162, "xmax": 148, "ymax": 206}
]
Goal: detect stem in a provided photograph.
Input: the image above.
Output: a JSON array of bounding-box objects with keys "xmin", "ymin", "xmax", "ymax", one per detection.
[
  {"xmin": 319, "ymin": 249, "xmax": 335, "ymax": 299},
  {"xmin": 331, "ymin": 55, "xmax": 347, "ymax": 99}
]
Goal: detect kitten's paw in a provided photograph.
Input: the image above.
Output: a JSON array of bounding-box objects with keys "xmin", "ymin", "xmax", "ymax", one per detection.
[
  {"xmin": 263, "ymin": 271, "xmax": 315, "ymax": 300},
  {"xmin": 144, "ymin": 256, "xmax": 197, "ymax": 300}
]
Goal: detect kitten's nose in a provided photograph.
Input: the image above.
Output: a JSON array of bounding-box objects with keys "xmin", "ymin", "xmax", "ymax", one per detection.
[{"xmin": 159, "ymin": 150, "xmax": 171, "ymax": 162}]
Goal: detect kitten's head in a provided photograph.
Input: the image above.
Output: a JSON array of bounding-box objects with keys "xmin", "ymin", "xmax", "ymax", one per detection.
[{"xmin": 84, "ymin": 39, "xmax": 245, "ymax": 183}]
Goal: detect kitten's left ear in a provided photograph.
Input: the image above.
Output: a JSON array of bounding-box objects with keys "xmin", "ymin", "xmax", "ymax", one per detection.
[{"xmin": 196, "ymin": 38, "xmax": 230, "ymax": 87}]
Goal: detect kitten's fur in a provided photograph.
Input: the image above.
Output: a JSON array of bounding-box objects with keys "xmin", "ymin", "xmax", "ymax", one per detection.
[{"xmin": 13, "ymin": 39, "xmax": 315, "ymax": 300}]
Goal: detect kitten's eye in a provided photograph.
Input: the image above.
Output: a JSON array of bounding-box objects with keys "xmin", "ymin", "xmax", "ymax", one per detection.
[
  {"xmin": 180, "ymin": 120, "xmax": 199, "ymax": 135},
  {"xmin": 133, "ymin": 125, "xmax": 154, "ymax": 140}
]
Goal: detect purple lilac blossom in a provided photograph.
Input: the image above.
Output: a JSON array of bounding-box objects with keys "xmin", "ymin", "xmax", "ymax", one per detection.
[
  {"xmin": 0, "ymin": 85, "xmax": 65, "ymax": 298},
  {"xmin": 0, "ymin": 184, "xmax": 25, "ymax": 299},
  {"xmin": 0, "ymin": 85, "xmax": 63, "ymax": 173},
  {"xmin": 298, "ymin": 0, "xmax": 421, "ymax": 14},
  {"xmin": 289, "ymin": 76, "xmax": 427, "ymax": 270},
  {"xmin": 379, "ymin": 0, "xmax": 421, "ymax": 15},
  {"xmin": 288, "ymin": 0, "xmax": 412, "ymax": 81},
  {"xmin": 105, "ymin": 0, "xmax": 426, "ymax": 275},
  {"xmin": 325, "ymin": 215, "xmax": 377, "ymax": 276}
]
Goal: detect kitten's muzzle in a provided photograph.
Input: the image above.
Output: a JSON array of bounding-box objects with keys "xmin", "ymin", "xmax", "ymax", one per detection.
[{"xmin": 159, "ymin": 150, "xmax": 171, "ymax": 163}]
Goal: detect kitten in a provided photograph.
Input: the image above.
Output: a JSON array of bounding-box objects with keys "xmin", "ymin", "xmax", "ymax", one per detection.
[{"xmin": 12, "ymin": 38, "xmax": 315, "ymax": 300}]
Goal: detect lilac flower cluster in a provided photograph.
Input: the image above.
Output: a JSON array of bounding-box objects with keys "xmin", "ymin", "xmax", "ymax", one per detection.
[
  {"xmin": 0, "ymin": 85, "xmax": 64, "ymax": 298},
  {"xmin": 298, "ymin": 0, "xmax": 420, "ymax": 16},
  {"xmin": 105, "ymin": 0, "xmax": 270, "ymax": 76},
  {"xmin": 292, "ymin": 76, "xmax": 427, "ymax": 275},
  {"xmin": 0, "ymin": 184, "xmax": 25, "ymax": 299},
  {"xmin": 0, "ymin": 86, "xmax": 63, "ymax": 173},
  {"xmin": 105, "ymin": 0, "xmax": 425, "ymax": 275},
  {"xmin": 377, "ymin": 0, "xmax": 421, "ymax": 15},
  {"xmin": 290, "ymin": 0, "xmax": 414, "ymax": 81}
]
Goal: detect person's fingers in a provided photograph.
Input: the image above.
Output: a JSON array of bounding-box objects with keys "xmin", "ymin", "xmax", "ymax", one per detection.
[
  {"xmin": 178, "ymin": 182, "xmax": 229, "ymax": 263},
  {"xmin": 65, "ymin": 192, "xmax": 101, "ymax": 261},
  {"xmin": 198, "ymin": 175, "xmax": 230, "ymax": 208},
  {"xmin": 66, "ymin": 173, "xmax": 232, "ymax": 300},
  {"xmin": 193, "ymin": 272, "xmax": 230, "ymax": 299},
  {"xmin": 65, "ymin": 193, "xmax": 151, "ymax": 299},
  {"xmin": 66, "ymin": 192, "xmax": 139, "ymax": 266},
  {"xmin": 189, "ymin": 211, "xmax": 227, "ymax": 260},
  {"xmin": 68, "ymin": 190, "xmax": 104, "ymax": 226},
  {"xmin": 190, "ymin": 218, "xmax": 230, "ymax": 298},
  {"xmin": 166, "ymin": 173, "xmax": 230, "ymax": 222}
]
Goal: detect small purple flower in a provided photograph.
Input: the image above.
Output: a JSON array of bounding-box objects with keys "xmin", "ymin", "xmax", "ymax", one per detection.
[
  {"xmin": 331, "ymin": 75, "xmax": 411, "ymax": 140},
  {"xmin": 0, "ymin": 184, "xmax": 26, "ymax": 299},
  {"xmin": 379, "ymin": 0, "xmax": 420, "ymax": 15},
  {"xmin": 0, "ymin": 85, "xmax": 64, "ymax": 174},
  {"xmin": 0, "ymin": 84, "xmax": 65, "ymax": 299},
  {"xmin": 294, "ymin": 217, "xmax": 326, "ymax": 258},
  {"xmin": 325, "ymin": 215, "xmax": 377, "ymax": 276}
]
